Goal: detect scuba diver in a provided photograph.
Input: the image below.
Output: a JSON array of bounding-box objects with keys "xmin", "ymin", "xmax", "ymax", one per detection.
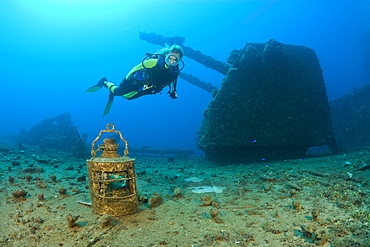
[{"xmin": 86, "ymin": 45, "xmax": 185, "ymax": 116}]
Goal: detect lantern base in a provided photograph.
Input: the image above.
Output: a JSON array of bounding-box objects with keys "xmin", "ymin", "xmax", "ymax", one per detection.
[{"xmin": 92, "ymin": 195, "xmax": 138, "ymax": 216}]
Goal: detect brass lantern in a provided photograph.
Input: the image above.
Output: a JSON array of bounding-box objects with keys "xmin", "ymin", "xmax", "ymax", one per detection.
[{"xmin": 86, "ymin": 123, "xmax": 138, "ymax": 216}]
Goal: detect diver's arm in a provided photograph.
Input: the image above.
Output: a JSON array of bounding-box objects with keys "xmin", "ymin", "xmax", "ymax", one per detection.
[
  {"xmin": 125, "ymin": 59, "xmax": 157, "ymax": 79},
  {"xmin": 168, "ymin": 76, "xmax": 178, "ymax": 99}
]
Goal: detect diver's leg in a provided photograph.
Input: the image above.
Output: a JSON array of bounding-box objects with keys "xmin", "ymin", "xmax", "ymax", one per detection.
[
  {"xmin": 85, "ymin": 77, "xmax": 128, "ymax": 95},
  {"xmin": 105, "ymin": 82, "xmax": 119, "ymax": 94},
  {"xmin": 101, "ymin": 79, "xmax": 138, "ymax": 116},
  {"xmin": 110, "ymin": 79, "xmax": 140, "ymax": 96}
]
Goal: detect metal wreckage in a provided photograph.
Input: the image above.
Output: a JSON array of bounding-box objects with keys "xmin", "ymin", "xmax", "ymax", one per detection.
[{"xmin": 140, "ymin": 32, "xmax": 339, "ymax": 161}]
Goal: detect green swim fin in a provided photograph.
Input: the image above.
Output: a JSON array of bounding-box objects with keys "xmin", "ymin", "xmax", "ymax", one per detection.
[
  {"xmin": 86, "ymin": 77, "xmax": 107, "ymax": 92},
  {"xmin": 102, "ymin": 92, "xmax": 115, "ymax": 117}
]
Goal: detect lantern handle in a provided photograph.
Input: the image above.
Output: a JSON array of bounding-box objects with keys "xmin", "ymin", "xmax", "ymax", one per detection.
[{"xmin": 90, "ymin": 123, "xmax": 129, "ymax": 157}]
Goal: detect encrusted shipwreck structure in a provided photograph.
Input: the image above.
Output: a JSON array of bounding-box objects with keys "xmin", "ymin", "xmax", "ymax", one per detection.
[
  {"xmin": 19, "ymin": 113, "xmax": 89, "ymax": 158},
  {"xmin": 197, "ymin": 40, "xmax": 338, "ymax": 161},
  {"xmin": 330, "ymin": 84, "xmax": 370, "ymax": 150},
  {"xmin": 140, "ymin": 33, "xmax": 338, "ymax": 161}
]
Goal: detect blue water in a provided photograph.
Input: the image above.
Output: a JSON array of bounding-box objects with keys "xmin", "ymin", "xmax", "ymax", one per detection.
[{"xmin": 0, "ymin": 0, "xmax": 369, "ymax": 154}]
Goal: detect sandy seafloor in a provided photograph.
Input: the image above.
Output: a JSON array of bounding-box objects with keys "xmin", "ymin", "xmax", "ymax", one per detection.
[{"xmin": 1, "ymin": 140, "xmax": 370, "ymax": 247}]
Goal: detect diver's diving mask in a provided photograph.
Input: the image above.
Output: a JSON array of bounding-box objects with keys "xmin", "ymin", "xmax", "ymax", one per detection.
[{"xmin": 165, "ymin": 53, "xmax": 180, "ymax": 67}]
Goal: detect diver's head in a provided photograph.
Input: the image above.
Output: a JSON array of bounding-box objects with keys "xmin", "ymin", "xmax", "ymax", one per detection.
[
  {"xmin": 165, "ymin": 53, "xmax": 180, "ymax": 67},
  {"xmin": 167, "ymin": 44, "xmax": 184, "ymax": 59},
  {"xmin": 165, "ymin": 45, "xmax": 184, "ymax": 67},
  {"xmin": 158, "ymin": 44, "xmax": 184, "ymax": 67}
]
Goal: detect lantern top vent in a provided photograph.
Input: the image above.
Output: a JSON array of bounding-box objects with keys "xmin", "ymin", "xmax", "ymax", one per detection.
[{"xmin": 90, "ymin": 123, "xmax": 130, "ymax": 160}]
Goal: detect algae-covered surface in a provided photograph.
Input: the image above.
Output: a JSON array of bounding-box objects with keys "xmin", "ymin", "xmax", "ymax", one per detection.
[{"xmin": 1, "ymin": 140, "xmax": 370, "ymax": 247}]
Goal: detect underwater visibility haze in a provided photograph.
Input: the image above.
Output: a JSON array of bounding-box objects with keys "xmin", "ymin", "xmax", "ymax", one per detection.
[
  {"xmin": 2, "ymin": 1, "xmax": 370, "ymax": 246},
  {"xmin": 0, "ymin": 0, "xmax": 369, "ymax": 153}
]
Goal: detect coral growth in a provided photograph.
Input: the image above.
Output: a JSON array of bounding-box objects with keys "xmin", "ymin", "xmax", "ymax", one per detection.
[
  {"xmin": 11, "ymin": 189, "xmax": 28, "ymax": 199},
  {"xmin": 66, "ymin": 214, "xmax": 80, "ymax": 228}
]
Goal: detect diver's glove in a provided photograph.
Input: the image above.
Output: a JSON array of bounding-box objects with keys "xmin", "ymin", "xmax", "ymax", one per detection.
[{"xmin": 169, "ymin": 91, "xmax": 177, "ymax": 99}]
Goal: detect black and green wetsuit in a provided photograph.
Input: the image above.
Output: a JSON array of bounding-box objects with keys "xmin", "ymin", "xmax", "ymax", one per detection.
[
  {"xmin": 107, "ymin": 55, "xmax": 179, "ymax": 100},
  {"xmin": 87, "ymin": 54, "xmax": 180, "ymax": 116}
]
